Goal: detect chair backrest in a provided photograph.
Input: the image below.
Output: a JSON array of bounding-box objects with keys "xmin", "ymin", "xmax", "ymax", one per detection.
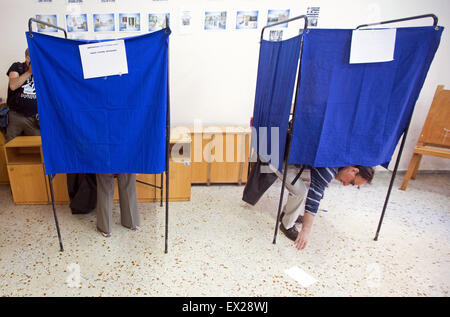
[{"xmin": 418, "ymin": 85, "xmax": 450, "ymax": 149}]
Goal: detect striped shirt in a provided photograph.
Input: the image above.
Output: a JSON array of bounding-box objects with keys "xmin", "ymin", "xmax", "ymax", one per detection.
[{"xmin": 305, "ymin": 167, "xmax": 338, "ymax": 216}]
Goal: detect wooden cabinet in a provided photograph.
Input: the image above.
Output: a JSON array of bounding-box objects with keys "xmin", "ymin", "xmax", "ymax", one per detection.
[
  {"xmin": 113, "ymin": 130, "xmax": 192, "ymax": 202},
  {"xmin": 5, "ymin": 136, "xmax": 49, "ymax": 204},
  {"xmin": 5, "ymin": 136, "xmax": 69, "ymax": 205},
  {"xmin": 8, "ymin": 164, "xmax": 48, "ymax": 204},
  {"xmin": 185, "ymin": 126, "xmax": 251, "ymax": 185},
  {"xmin": 113, "ymin": 173, "xmax": 158, "ymax": 202},
  {"xmin": 45, "ymin": 173, "xmax": 70, "ymax": 204},
  {"xmin": 156, "ymin": 160, "xmax": 191, "ymax": 201},
  {"xmin": 6, "ymin": 132, "xmax": 192, "ymax": 205},
  {"xmin": 0, "ymin": 133, "xmax": 9, "ymax": 184}
]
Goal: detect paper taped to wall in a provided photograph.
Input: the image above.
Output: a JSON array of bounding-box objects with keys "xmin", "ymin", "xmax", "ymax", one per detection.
[
  {"xmin": 349, "ymin": 28, "xmax": 396, "ymax": 64},
  {"xmin": 79, "ymin": 40, "xmax": 128, "ymax": 79}
]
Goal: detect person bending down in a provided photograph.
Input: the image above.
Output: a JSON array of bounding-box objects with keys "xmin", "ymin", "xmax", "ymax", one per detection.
[{"xmin": 276, "ymin": 165, "xmax": 374, "ymax": 250}]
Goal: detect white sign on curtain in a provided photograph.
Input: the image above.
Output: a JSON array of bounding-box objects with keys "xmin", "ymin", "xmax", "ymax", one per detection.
[
  {"xmin": 350, "ymin": 28, "xmax": 397, "ymax": 64},
  {"xmin": 79, "ymin": 40, "xmax": 128, "ymax": 79}
]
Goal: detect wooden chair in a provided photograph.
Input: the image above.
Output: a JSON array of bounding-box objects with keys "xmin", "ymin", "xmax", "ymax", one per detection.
[{"xmin": 401, "ymin": 85, "xmax": 450, "ymax": 190}]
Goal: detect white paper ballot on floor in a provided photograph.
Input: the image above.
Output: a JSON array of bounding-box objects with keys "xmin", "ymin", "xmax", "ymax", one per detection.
[
  {"xmin": 349, "ymin": 28, "xmax": 396, "ymax": 64},
  {"xmin": 79, "ymin": 40, "xmax": 128, "ymax": 79},
  {"xmin": 285, "ymin": 266, "xmax": 317, "ymax": 287}
]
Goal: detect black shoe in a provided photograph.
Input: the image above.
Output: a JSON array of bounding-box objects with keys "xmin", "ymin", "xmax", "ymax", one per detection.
[
  {"xmin": 280, "ymin": 223, "xmax": 299, "ymax": 242},
  {"xmin": 280, "ymin": 212, "xmax": 303, "ymax": 224}
]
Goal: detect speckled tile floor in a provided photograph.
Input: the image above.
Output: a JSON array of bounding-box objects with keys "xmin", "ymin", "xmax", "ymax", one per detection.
[{"xmin": 0, "ymin": 171, "xmax": 449, "ymax": 297}]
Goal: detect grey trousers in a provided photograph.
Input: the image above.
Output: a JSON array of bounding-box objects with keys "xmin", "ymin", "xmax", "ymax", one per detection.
[
  {"xmin": 5, "ymin": 110, "xmax": 40, "ymax": 143},
  {"xmin": 272, "ymin": 165, "xmax": 308, "ymax": 229},
  {"xmin": 96, "ymin": 173, "xmax": 139, "ymax": 234}
]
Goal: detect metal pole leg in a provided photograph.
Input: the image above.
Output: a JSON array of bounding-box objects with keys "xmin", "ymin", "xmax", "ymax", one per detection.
[
  {"xmin": 273, "ymin": 160, "xmax": 290, "ymax": 244},
  {"xmin": 165, "ymin": 169, "xmax": 169, "ymax": 254},
  {"xmin": 48, "ymin": 175, "xmax": 64, "ymax": 252},
  {"xmin": 374, "ymin": 127, "xmax": 409, "ymax": 241},
  {"xmin": 160, "ymin": 173, "xmax": 163, "ymax": 207}
]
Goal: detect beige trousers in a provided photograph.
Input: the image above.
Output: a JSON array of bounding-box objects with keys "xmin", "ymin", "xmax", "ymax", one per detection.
[
  {"xmin": 272, "ymin": 165, "xmax": 308, "ymax": 229},
  {"xmin": 96, "ymin": 173, "xmax": 139, "ymax": 234}
]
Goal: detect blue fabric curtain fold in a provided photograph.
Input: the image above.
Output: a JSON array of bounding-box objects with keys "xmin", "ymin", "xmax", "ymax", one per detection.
[
  {"xmin": 26, "ymin": 29, "xmax": 170, "ymax": 174},
  {"xmin": 251, "ymin": 35, "xmax": 302, "ymax": 171},
  {"xmin": 289, "ymin": 26, "xmax": 443, "ymax": 168}
]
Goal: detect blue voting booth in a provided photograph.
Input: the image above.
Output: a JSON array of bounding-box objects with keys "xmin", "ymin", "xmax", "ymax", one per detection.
[
  {"xmin": 249, "ymin": 14, "xmax": 443, "ymax": 243},
  {"xmin": 26, "ymin": 18, "xmax": 171, "ymax": 252},
  {"xmin": 27, "ymin": 30, "xmax": 169, "ymax": 175}
]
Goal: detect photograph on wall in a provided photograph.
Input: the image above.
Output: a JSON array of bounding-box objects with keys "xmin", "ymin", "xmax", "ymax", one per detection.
[
  {"xmin": 267, "ymin": 9, "xmax": 290, "ymax": 28},
  {"xmin": 307, "ymin": 7, "xmax": 320, "ymax": 27},
  {"xmin": 66, "ymin": 14, "xmax": 88, "ymax": 32},
  {"xmin": 179, "ymin": 10, "xmax": 193, "ymax": 34},
  {"xmin": 236, "ymin": 11, "xmax": 258, "ymax": 29},
  {"xmin": 119, "ymin": 13, "xmax": 140, "ymax": 32},
  {"xmin": 269, "ymin": 30, "xmax": 283, "ymax": 41},
  {"xmin": 93, "ymin": 13, "xmax": 115, "ymax": 32},
  {"xmin": 148, "ymin": 13, "xmax": 170, "ymax": 31},
  {"xmin": 204, "ymin": 11, "xmax": 227, "ymax": 30},
  {"xmin": 35, "ymin": 14, "xmax": 58, "ymax": 32}
]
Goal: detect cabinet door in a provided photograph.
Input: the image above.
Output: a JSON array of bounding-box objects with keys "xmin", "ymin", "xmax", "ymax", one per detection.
[
  {"xmin": 136, "ymin": 174, "xmax": 157, "ymax": 202},
  {"xmin": 45, "ymin": 173, "xmax": 70, "ymax": 204},
  {"xmin": 7, "ymin": 164, "xmax": 49, "ymax": 204},
  {"xmin": 190, "ymin": 133, "xmax": 209, "ymax": 183},
  {"xmin": 113, "ymin": 174, "xmax": 157, "ymax": 202},
  {"xmin": 157, "ymin": 161, "xmax": 191, "ymax": 201},
  {"xmin": 0, "ymin": 145, "xmax": 9, "ymax": 184},
  {"xmin": 210, "ymin": 133, "xmax": 249, "ymax": 183}
]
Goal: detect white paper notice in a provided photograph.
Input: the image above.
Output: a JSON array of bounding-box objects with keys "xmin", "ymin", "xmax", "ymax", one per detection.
[
  {"xmin": 179, "ymin": 9, "xmax": 193, "ymax": 35},
  {"xmin": 79, "ymin": 40, "xmax": 128, "ymax": 79},
  {"xmin": 349, "ymin": 29, "xmax": 396, "ymax": 64},
  {"xmin": 285, "ymin": 266, "xmax": 318, "ymax": 287}
]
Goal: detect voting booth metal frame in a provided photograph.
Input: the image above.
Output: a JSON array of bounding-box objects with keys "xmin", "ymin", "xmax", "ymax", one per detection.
[
  {"xmin": 28, "ymin": 17, "xmax": 172, "ymax": 254},
  {"xmin": 356, "ymin": 14, "xmax": 439, "ymax": 241},
  {"xmin": 256, "ymin": 14, "xmax": 310, "ymax": 244},
  {"xmin": 268, "ymin": 13, "xmax": 439, "ymax": 245}
]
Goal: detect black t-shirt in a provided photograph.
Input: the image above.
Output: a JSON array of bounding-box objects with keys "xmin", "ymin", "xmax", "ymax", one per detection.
[{"xmin": 6, "ymin": 62, "xmax": 38, "ymax": 117}]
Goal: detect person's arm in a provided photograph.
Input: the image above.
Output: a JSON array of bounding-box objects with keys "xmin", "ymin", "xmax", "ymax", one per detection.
[
  {"xmin": 8, "ymin": 65, "xmax": 32, "ymax": 91},
  {"xmin": 293, "ymin": 167, "xmax": 337, "ymax": 250},
  {"xmin": 294, "ymin": 212, "xmax": 314, "ymax": 250}
]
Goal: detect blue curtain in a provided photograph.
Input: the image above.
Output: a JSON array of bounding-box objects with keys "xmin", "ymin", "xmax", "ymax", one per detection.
[
  {"xmin": 289, "ymin": 26, "xmax": 443, "ymax": 168},
  {"xmin": 26, "ymin": 29, "xmax": 170, "ymax": 174},
  {"xmin": 251, "ymin": 34, "xmax": 302, "ymax": 171}
]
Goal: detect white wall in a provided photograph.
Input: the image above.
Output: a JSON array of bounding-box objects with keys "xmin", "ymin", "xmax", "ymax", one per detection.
[{"xmin": 0, "ymin": 0, "xmax": 449, "ymax": 170}]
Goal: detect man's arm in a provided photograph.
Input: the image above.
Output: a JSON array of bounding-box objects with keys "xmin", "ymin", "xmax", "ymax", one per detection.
[
  {"xmin": 293, "ymin": 167, "xmax": 337, "ymax": 250},
  {"xmin": 9, "ymin": 66, "xmax": 32, "ymax": 91},
  {"xmin": 294, "ymin": 212, "xmax": 314, "ymax": 250}
]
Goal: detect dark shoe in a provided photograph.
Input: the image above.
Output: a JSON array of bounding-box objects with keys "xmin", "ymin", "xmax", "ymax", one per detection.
[
  {"xmin": 280, "ymin": 223, "xmax": 299, "ymax": 242},
  {"xmin": 280, "ymin": 212, "xmax": 303, "ymax": 224}
]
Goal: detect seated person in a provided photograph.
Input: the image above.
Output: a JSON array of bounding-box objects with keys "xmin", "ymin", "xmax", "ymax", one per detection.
[{"xmin": 5, "ymin": 48, "xmax": 40, "ymax": 143}]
